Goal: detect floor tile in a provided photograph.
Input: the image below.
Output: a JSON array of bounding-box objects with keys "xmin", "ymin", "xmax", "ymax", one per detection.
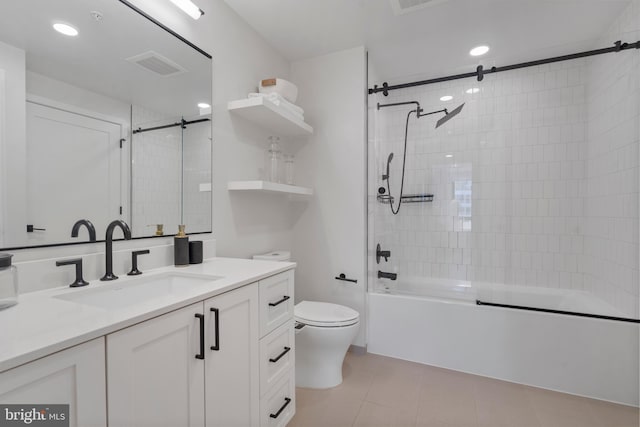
[
  {"xmin": 289, "ymin": 352, "xmax": 638, "ymax": 427},
  {"xmin": 353, "ymin": 401, "xmax": 417, "ymax": 427}
]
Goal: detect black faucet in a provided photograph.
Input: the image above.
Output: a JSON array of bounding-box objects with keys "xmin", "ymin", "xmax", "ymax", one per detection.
[
  {"xmin": 101, "ymin": 220, "xmax": 132, "ymax": 281},
  {"xmin": 71, "ymin": 219, "xmax": 96, "ymax": 242},
  {"xmin": 378, "ymin": 270, "xmax": 397, "ymax": 280},
  {"xmin": 376, "ymin": 243, "xmax": 391, "ymax": 264},
  {"xmin": 56, "ymin": 258, "xmax": 89, "ymax": 287}
]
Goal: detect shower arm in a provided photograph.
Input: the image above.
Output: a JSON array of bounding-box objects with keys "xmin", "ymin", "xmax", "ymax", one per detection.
[{"xmin": 377, "ymin": 101, "xmax": 448, "ymax": 118}]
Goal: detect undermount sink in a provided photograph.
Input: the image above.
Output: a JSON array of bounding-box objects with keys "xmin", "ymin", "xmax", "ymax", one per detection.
[{"xmin": 55, "ymin": 272, "xmax": 222, "ymax": 309}]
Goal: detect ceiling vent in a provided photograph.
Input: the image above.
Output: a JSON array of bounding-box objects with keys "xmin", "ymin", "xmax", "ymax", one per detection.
[
  {"xmin": 126, "ymin": 51, "xmax": 186, "ymax": 77},
  {"xmin": 390, "ymin": 0, "xmax": 450, "ymax": 15}
]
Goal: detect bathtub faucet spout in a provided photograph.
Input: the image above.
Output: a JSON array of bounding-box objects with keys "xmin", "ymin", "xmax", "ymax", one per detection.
[{"xmin": 378, "ymin": 270, "xmax": 397, "ymax": 281}]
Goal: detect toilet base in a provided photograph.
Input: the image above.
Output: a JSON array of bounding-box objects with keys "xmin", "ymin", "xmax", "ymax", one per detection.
[{"xmin": 295, "ymin": 322, "xmax": 359, "ymax": 389}]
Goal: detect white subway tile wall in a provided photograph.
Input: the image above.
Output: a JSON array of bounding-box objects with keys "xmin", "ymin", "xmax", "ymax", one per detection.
[
  {"xmin": 370, "ymin": 1, "xmax": 639, "ymax": 317},
  {"xmin": 131, "ymin": 106, "xmax": 183, "ymax": 237},
  {"xmin": 131, "ymin": 106, "xmax": 212, "ymax": 237}
]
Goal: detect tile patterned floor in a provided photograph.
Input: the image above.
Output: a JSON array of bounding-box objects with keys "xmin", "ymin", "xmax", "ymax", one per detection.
[{"xmin": 289, "ymin": 352, "xmax": 639, "ymax": 427}]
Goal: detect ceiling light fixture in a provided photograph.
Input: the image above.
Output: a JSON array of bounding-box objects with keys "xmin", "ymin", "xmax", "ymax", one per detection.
[
  {"xmin": 169, "ymin": 0, "xmax": 204, "ymax": 20},
  {"xmin": 440, "ymin": 95, "xmax": 453, "ymax": 102},
  {"xmin": 466, "ymin": 88, "xmax": 480, "ymax": 94},
  {"xmin": 445, "ymin": 154, "xmax": 454, "ymax": 158},
  {"xmin": 53, "ymin": 23, "xmax": 79, "ymax": 36},
  {"xmin": 197, "ymin": 103, "xmax": 211, "ymax": 109},
  {"xmin": 470, "ymin": 45, "xmax": 490, "ymax": 56}
]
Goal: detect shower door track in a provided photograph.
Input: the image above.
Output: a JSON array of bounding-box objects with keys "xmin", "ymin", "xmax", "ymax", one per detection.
[
  {"xmin": 476, "ymin": 300, "xmax": 640, "ymax": 324},
  {"xmin": 369, "ymin": 40, "xmax": 640, "ymax": 96}
]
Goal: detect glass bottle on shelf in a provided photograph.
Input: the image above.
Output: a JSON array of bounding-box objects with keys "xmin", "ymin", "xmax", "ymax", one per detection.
[
  {"xmin": 267, "ymin": 136, "xmax": 281, "ymax": 183},
  {"xmin": 284, "ymin": 154, "xmax": 295, "ymax": 185}
]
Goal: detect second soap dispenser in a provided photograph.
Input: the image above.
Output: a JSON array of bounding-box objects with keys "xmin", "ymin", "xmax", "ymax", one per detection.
[{"xmin": 174, "ymin": 225, "xmax": 189, "ymax": 266}]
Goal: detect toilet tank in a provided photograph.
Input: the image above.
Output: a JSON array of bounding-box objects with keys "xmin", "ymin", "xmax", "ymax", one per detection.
[{"xmin": 252, "ymin": 251, "xmax": 291, "ymax": 262}]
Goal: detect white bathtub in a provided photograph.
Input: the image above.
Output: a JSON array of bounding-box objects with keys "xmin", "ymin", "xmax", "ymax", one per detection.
[{"xmin": 368, "ymin": 277, "xmax": 640, "ymax": 406}]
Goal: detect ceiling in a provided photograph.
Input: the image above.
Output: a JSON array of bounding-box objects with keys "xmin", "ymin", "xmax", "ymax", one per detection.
[{"xmin": 223, "ymin": 0, "xmax": 632, "ymax": 82}]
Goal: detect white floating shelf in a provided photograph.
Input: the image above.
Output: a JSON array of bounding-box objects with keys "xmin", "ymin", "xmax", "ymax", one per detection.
[
  {"xmin": 228, "ymin": 180, "xmax": 313, "ymax": 196},
  {"xmin": 227, "ymin": 97, "xmax": 313, "ymax": 136}
]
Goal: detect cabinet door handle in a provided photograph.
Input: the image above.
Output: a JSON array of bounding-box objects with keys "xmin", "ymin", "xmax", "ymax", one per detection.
[
  {"xmin": 195, "ymin": 313, "xmax": 205, "ymax": 360},
  {"xmin": 268, "ymin": 295, "xmax": 290, "ymax": 307},
  {"xmin": 269, "ymin": 346, "xmax": 291, "ymax": 363},
  {"xmin": 269, "ymin": 397, "xmax": 292, "ymax": 419},
  {"xmin": 210, "ymin": 307, "xmax": 220, "ymax": 351}
]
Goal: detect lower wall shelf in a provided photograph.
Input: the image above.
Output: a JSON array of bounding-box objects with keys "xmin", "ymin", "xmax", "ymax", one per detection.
[{"xmin": 228, "ymin": 180, "xmax": 313, "ymax": 196}]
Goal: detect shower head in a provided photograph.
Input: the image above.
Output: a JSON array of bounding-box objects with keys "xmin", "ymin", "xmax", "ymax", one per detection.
[
  {"xmin": 382, "ymin": 152, "xmax": 394, "ymax": 181},
  {"xmin": 435, "ymin": 103, "xmax": 465, "ymax": 129}
]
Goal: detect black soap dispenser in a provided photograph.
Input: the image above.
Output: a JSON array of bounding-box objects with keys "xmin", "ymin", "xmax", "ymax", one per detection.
[{"xmin": 174, "ymin": 225, "xmax": 189, "ymax": 266}]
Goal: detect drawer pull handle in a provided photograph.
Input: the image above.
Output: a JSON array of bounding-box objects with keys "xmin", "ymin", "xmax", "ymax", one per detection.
[
  {"xmin": 210, "ymin": 307, "xmax": 220, "ymax": 351},
  {"xmin": 270, "ymin": 397, "xmax": 292, "ymax": 419},
  {"xmin": 269, "ymin": 346, "xmax": 291, "ymax": 363},
  {"xmin": 195, "ymin": 313, "xmax": 205, "ymax": 360},
  {"xmin": 269, "ymin": 295, "xmax": 290, "ymax": 307}
]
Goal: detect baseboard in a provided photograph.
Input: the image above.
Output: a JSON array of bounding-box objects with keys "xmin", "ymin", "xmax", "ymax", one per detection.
[{"xmin": 348, "ymin": 344, "xmax": 367, "ymax": 355}]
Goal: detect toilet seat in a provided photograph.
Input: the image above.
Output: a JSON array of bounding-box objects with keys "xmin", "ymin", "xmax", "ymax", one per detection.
[{"xmin": 295, "ymin": 301, "xmax": 359, "ymax": 327}]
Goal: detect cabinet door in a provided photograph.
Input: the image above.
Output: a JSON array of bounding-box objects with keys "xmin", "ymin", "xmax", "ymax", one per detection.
[
  {"xmin": 205, "ymin": 283, "xmax": 259, "ymax": 427},
  {"xmin": 0, "ymin": 338, "xmax": 107, "ymax": 427},
  {"xmin": 107, "ymin": 303, "xmax": 205, "ymax": 427}
]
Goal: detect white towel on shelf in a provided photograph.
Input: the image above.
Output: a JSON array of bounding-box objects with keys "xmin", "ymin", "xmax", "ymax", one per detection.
[{"xmin": 248, "ymin": 92, "xmax": 305, "ymax": 118}]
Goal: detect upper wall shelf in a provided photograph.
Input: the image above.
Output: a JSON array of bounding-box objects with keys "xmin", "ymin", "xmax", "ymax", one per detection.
[
  {"xmin": 227, "ymin": 97, "xmax": 313, "ymax": 136},
  {"xmin": 228, "ymin": 180, "xmax": 313, "ymax": 196}
]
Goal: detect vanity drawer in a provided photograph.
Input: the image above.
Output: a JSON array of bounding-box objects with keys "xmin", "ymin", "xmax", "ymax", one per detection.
[
  {"xmin": 259, "ymin": 270, "xmax": 294, "ymax": 338},
  {"xmin": 260, "ymin": 320, "xmax": 294, "ymax": 396},
  {"xmin": 260, "ymin": 371, "xmax": 295, "ymax": 427}
]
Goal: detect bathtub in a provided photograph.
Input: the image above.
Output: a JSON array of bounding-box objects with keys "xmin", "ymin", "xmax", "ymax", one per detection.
[{"xmin": 368, "ymin": 277, "xmax": 640, "ymax": 406}]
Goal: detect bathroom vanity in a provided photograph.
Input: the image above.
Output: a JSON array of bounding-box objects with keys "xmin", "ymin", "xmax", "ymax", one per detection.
[{"xmin": 0, "ymin": 258, "xmax": 296, "ymax": 427}]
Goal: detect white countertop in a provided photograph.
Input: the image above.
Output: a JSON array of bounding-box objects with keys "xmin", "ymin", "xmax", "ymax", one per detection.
[{"xmin": 0, "ymin": 257, "xmax": 295, "ymax": 372}]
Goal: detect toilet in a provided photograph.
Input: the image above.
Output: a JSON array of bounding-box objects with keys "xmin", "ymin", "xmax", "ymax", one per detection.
[{"xmin": 253, "ymin": 251, "xmax": 360, "ymax": 389}]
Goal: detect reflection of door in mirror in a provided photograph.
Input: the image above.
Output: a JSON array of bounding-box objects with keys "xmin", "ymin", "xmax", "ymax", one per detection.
[{"xmin": 25, "ymin": 102, "xmax": 123, "ymax": 246}]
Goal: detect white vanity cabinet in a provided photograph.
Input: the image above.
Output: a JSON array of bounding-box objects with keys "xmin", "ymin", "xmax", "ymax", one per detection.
[
  {"xmin": 258, "ymin": 270, "xmax": 296, "ymax": 427},
  {"xmin": 0, "ymin": 338, "xmax": 107, "ymax": 427},
  {"xmin": 106, "ymin": 282, "xmax": 262, "ymax": 427},
  {"xmin": 0, "ymin": 268, "xmax": 294, "ymax": 427}
]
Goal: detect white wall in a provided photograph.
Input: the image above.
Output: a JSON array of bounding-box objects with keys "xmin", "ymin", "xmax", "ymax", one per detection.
[
  {"xmin": 291, "ymin": 47, "xmax": 368, "ymax": 347},
  {"xmin": 26, "ymin": 71, "xmax": 131, "ymax": 122},
  {"xmin": 0, "ymin": 42, "xmax": 26, "ymax": 248}
]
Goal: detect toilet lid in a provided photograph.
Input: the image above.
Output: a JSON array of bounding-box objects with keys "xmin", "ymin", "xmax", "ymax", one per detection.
[{"xmin": 295, "ymin": 301, "xmax": 359, "ymax": 327}]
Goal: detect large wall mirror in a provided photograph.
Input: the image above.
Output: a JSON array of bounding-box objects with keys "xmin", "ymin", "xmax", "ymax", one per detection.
[{"xmin": 0, "ymin": 0, "xmax": 212, "ymax": 250}]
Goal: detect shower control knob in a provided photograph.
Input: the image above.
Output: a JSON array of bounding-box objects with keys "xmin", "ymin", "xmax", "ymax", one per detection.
[{"xmin": 378, "ymin": 187, "xmax": 386, "ymax": 194}]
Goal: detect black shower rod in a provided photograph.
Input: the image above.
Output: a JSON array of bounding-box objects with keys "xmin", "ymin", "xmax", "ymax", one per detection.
[
  {"xmin": 369, "ymin": 40, "xmax": 640, "ymax": 96},
  {"xmin": 132, "ymin": 118, "xmax": 211, "ymax": 134}
]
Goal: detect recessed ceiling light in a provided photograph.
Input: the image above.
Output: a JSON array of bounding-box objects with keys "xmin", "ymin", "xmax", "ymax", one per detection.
[
  {"xmin": 169, "ymin": 0, "xmax": 204, "ymax": 20},
  {"xmin": 440, "ymin": 95, "xmax": 453, "ymax": 102},
  {"xmin": 197, "ymin": 103, "xmax": 211, "ymax": 109},
  {"xmin": 445, "ymin": 154, "xmax": 453, "ymax": 158},
  {"xmin": 53, "ymin": 23, "xmax": 78, "ymax": 37},
  {"xmin": 470, "ymin": 45, "xmax": 490, "ymax": 56},
  {"xmin": 466, "ymin": 88, "xmax": 480, "ymax": 94}
]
